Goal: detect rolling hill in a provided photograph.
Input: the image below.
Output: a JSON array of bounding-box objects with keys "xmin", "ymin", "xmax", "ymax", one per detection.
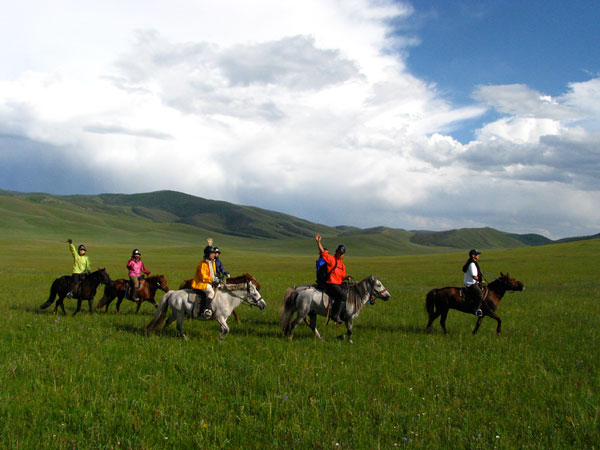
[{"xmin": 0, "ymin": 189, "xmax": 590, "ymax": 254}]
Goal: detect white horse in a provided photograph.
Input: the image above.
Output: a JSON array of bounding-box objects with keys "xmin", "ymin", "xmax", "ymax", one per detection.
[
  {"xmin": 145, "ymin": 274, "xmax": 266, "ymax": 340},
  {"xmin": 279, "ymin": 275, "xmax": 391, "ymax": 344}
]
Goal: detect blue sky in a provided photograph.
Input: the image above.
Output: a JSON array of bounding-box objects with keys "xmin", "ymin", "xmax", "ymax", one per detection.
[
  {"xmin": 0, "ymin": 0, "xmax": 599, "ymax": 239},
  {"xmin": 403, "ymin": 0, "xmax": 600, "ymax": 141}
]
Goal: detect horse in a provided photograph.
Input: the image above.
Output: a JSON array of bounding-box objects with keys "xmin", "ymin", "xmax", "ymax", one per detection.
[
  {"xmin": 145, "ymin": 273, "xmax": 266, "ymax": 340},
  {"xmin": 96, "ymin": 275, "xmax": 170, "ymax": 313},
  {"xmin": 425, "ymin": 272, "xmax": 524, "ymax": 335},
  {"xmin": 39, "ymin": 268, "xmax": 112, "ymax": 315},
  {"xmin": 279, "ymin": 275, "xmax": 391, "ymax": 344},
  {"xmin": 180, "ymin": 278, "xmax": 241, "ymax": 324}
]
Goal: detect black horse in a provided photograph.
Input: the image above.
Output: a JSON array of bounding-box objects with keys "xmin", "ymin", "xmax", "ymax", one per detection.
[{"xmin": 40, "ymin": 268, "xmax": 112, "ymax": 315}]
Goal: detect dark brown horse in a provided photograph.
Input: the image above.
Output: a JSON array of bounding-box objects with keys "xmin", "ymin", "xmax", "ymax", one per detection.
[
  {"xmin": 179, "ymin": 277, "xmax": 251, "ymax": 324},
  {"xmin": 40, "ymin": 268, "xmax": 112, "ymax": 315},
  {"xmin": 96, "ymin": 275, "xmax": 170, "ymax": 313},
  {"xmin": 425, "ymin": 272, "xmax": 524, "ymax": 335}
]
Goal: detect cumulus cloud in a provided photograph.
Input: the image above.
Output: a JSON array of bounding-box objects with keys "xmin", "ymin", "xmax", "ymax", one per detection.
[{"xmin": 0, "ymin": 0, "xmax": 598, "ymax": 238}]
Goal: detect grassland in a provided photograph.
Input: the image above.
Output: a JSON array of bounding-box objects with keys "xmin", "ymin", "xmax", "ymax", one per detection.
[{"xmin": 0, "ymin": 233, "xmax": 598, "ymax": 449}]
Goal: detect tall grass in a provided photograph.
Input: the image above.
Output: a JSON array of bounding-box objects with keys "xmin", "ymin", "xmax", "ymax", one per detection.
[{"xmin": 0, "ymin": 237, "xmax": 598, "ymax": 448}]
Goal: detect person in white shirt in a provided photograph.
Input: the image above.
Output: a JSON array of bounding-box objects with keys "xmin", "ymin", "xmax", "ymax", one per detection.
[{"xmin": 462, "ymin": 249, "xmax": 485, "ymax": 316}]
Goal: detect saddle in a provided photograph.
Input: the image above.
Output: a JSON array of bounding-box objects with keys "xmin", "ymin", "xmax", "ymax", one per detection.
[
  {"xmin": 461, "ymin": 285, "xmax": 489, "ymax": 302},
  {"xmin": 125, "ymin": 278, "xmax": 146, "ymax": 300}
]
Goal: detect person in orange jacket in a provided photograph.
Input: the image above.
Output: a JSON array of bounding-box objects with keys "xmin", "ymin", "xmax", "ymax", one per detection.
[
  {"xmin": 191, "ymin": 245, "xmax": 218, "ymax": 318},
  {"xmin": 315, "ymin": 233, "xmax": 348, "ymax": 324}
]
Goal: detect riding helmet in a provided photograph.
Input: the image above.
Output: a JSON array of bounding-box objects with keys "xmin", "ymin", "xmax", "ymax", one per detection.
[
  {"xmin": 203, "ymin": 245, "xmax": 216, "ymax": 257},
  {"xmin": 335, "ymin": 244, "xmax": 346, "ymax": 255},
  {"xmin": 132, "ymin": 248, "xmax": 141, "ymax": 257},
  {"xmin": 213, "ymin": 247, "xmax": 220, "ymax": 254},
  {"xmin": 469, "ymin": 249, "xmax": 481, "ymax": 257},
  {"xmin": 78, "ymin": 244, "xmax": 87, "ymax": 251}
]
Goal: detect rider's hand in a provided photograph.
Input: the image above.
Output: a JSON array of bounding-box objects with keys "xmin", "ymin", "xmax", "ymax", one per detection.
[{"xmin": 68, "ymin": 239, "xmax": 72, "ymax": 244}]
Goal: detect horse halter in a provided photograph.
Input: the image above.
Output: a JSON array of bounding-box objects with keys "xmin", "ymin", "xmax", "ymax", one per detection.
[
  {"xmin": 367, "ymin": 278, "xmax": 389, "ymax": 304},
  {"xmin": 224, "ymin": 281, "xmax": 264, "ymax": 306}
]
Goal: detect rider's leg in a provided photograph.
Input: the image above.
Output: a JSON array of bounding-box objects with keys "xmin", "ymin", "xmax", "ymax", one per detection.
[
  {"xmin": 326, "ymin": 284, "xmax": 345, "ymax": 324},
  {"xmin": 471, "ymin": 284, "xmax": 484, "ymax": 316},
  {"xmin": 66, "ymin": 273, "xmax": 81, "ymax": 298},
  {"xmin": 201, "ymin": 285, "xmax": 215, "ymax": 318},
  {"xmin": 130, "ymin": 276, "xmax": 140, "ymax": 300}
]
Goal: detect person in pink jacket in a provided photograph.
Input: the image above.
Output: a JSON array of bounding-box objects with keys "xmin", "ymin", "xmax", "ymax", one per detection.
[{"xmin": 126, "ymin": 249, "xmax": 150, "ymax": 300}]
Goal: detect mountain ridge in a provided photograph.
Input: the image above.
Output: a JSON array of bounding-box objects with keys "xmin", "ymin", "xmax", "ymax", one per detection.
[{"xmin": 0, "ymin": 189, "xmax": 595, "ymax": 253}]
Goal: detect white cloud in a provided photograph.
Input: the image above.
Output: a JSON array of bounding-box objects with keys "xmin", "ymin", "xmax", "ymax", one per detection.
[{"xmin": 0, "ymin": 0, "xmax": 599, "ymax": 239}]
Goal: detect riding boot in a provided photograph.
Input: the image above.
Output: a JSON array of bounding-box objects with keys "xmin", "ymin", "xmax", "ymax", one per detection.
[
  {"xmin": 132, "ymin": 287, "xmax": 139, "ymax": 301},
  {"xmin": 201, "ymin": 295, "xmax": 213, "ymax": 319},
  {"xmin": 330, "ymin": 300, "xmax": 343, "ymax": 324}
]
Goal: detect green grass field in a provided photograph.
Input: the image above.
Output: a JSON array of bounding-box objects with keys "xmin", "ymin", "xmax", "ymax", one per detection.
[{"xmin": 0, "ymin": 237, "xmax": 598, "ymax": 449}]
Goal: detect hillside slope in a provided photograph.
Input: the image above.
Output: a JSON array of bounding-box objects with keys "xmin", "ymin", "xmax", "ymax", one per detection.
[{"xmin": 0, "ymin": 189, "xmax": 582, "ymax": 254}]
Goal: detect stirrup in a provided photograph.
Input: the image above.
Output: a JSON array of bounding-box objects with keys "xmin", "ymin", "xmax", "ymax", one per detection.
[
  {"xmin": 201, "ymin": 309, "xmax": 212, "ymax": 319},
  {"xmin": 475, "ymin": 308, "xmax": 483, "ymax": 317},
  {"xmin": 66, "ymin": 292, "xmax": 73, "ymax": 299}
]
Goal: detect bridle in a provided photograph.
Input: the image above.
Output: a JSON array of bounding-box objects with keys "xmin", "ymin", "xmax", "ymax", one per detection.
[
  {"xmin": 222, "ymin": 281, "xmax": 264, "ymax": 306},
  {"xmin": 367, "ymin": 277, "xmax": 389, "ymax": 305}
]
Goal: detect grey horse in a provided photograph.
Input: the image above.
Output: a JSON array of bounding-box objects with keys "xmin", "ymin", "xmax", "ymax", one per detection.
[
  {"xmin": 145, "ymin": 273, "xmax": 266, "ymax": 340},
  {"xmin": 279, "ymin": 275, "xmax": 391, "ymax": 344}
]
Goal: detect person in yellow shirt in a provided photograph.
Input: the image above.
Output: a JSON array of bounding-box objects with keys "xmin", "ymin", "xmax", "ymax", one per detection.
[
  {"xmin": 191, "ymin": 245, "xmax": 218, "ymax": 318},
  {"xmin": 66, "ymin": 238, "xmax": 90, "ymax": 298}
]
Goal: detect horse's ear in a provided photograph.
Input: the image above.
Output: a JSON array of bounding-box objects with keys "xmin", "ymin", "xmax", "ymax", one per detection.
[{"xmin": 500, "ymin": 272, "xmax": 504, "ymax": 277}]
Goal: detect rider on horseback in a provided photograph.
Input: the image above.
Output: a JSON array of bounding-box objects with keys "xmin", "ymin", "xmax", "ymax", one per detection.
[
  {"xmin": 463, "ymin": 249, "xmax": 485, "ymax": 317},
  {"xmin": 213, "ymin": 247, "xmax": 230, "ymax": 280},
  {"xmin": 126, "ymin": 249, "xmax": 150, "ymax": 300},
  {"xmin": 191, "ymin": 245, "xmax": 219, "ymax": 318},
  {"xmin": 315, "ymin": 234, "xmax": 347, "ymax": 324},
  {"xmin": 66, "ymin": 239, "xmax": 90, "ymax": 298}
]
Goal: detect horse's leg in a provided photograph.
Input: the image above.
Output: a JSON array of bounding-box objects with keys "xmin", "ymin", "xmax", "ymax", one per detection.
[
  {"xmin": 439, "ymin": 308, "xmax": 449, "ymax": 334},
  {"xmin": 87, "ymin": 298, "xmax": 93, "ymax": 314},
  {"xmin": 233, "ymin": 309, "xmax": 241, "ymax": 324},
  {"xmin": 176, "ymin": 312, "xmax": 187, "ymax": 340},
  {"xmin": 73, "ymin": 298, "xmax": 83, "ymax": 316},
  {"xmin": 472, "ymin": 316, "xmax": 484, "ymax": 334},
  {"xmin": 162, "ymin": 311, "xmax": 177, "ymax": 333},
  {"xmin": 115, "ymin": 294, "xmax": 124, "ymax": 313},
  {"xmin": 308, "ymin": 312, "xmax": 322, "ymax": 340},
  {"xmin": 287, "ymin": 312, "xmax": 307, "ymax": 340},
  {"xmin": 56, "ymin": 297, "xmax": 67, "ymax": 315},
  {"xmin": 135, "ymin": 299, "xmax": 143, "ymax": 314},
  {"xmin": 425, "ymin": 309, "xmax": 442, "ymax": 333},
  {"xmin": 216, "ymin": 315, "xmax": 230, "ymax": 340},
  {"xmin": 476, "ymin": 311, "xmax": 501, "ymax": 335}
]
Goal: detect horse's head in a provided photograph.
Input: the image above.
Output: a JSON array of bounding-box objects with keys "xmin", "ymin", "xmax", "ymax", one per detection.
[
  {"xmin": 368, "ymin": 275, "xmax": 391, "ymax": 301},
  {"xmin": 97, "ymin": 268, "xmax": 112, "ymax": 286},
  {"xmin": 153, "ymin": 274, "xmax": 170, "ymax": 292},
  {"xmin": 500, "ymin": 272, "xmax": 524, "ymax": 292},
  {"xmin": 245, "ymin": 278, "xmax": 266, "ymax": 310}
]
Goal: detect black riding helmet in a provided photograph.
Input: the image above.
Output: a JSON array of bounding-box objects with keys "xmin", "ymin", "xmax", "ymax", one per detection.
[
  {"xmin": 335, "ymin": 244, "xmax": 346, "ymax": 255},
  {"xmin": 132, "ymin": 248, "xmax": 141, "ymax": 257},
  {"xmin": 78, "ymin": 244, "xmax": 87, "ymax": 252},
  {"xmin": 213, "ymin": 246, "xmax": 221, "ymax": 254},
  {"xmin": 203, "ymin": 245, "xmax": 216, "ymax": 258},
  {"xmin": 469, "ymin": 249, "xmax": 481, "ymax": 257}
]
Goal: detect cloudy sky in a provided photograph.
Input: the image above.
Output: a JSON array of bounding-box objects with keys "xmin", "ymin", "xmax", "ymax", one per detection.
[{"xmin": 1, "ymin": 0, "xmax": 599, "ymax": 239}]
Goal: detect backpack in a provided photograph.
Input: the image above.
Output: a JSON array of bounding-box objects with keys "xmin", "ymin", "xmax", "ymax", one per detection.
[{"xmin": 316, "ymin": 258, "xmax": 337, "ymax": 288}]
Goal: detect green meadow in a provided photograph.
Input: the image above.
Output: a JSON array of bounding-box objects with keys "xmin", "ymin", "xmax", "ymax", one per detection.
[{"xmin": 0, "ymin": 234, "xmax": 598, "ymax": 449}]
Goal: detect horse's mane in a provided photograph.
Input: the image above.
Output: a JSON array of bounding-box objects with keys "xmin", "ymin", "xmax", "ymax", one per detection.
[
  {"xmin": 226, "ymin": 273, "xmax": 260, "ymax": 290},
  {"xmin": 346, "ymin": 276, "xmax": 372, "ymax": 312}
]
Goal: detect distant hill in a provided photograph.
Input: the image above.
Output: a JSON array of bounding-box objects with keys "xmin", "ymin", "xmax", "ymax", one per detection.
[
  {"xmin": 0, "ymin": 189, "xmax": 595, "ymax": 254},
  {"xmin": 410, "ymin": 227, "xmax": 553, "ymax": 249}
]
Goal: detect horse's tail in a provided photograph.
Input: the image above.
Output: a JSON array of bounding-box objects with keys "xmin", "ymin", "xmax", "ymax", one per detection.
[
  {"xmin": 145, "ymin": 290, "xmax": 171, "ymax": 335},
  {"xmin": 279, "ymin": 287, "xmax": 297, "ymax": 336},
  {"xmin": 425, "ymin": 289, "xmax": 437, "ymax": 316},
  {"xmin": 95, "ymin": 283, "xmax": 113, "ymax": 310},
  {"xmin": 40, "ymin": 279, "xmax": 60, "ymax": 309}
]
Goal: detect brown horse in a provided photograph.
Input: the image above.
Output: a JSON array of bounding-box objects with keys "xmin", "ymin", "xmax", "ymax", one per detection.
[
  {"xmin": 425, "ymin": 272, "xmax": 524, "ymax": 335},
  {"xmin": 96, "ymin": 275, "xmax": 170, "ymax": 313},
  {"xmin": 40, "ymin": 268, "xmax": 112, "ymax": 315},
  {"xmin": 179, "ymin": 278, "xmax": 242, "ymax": 324}
]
